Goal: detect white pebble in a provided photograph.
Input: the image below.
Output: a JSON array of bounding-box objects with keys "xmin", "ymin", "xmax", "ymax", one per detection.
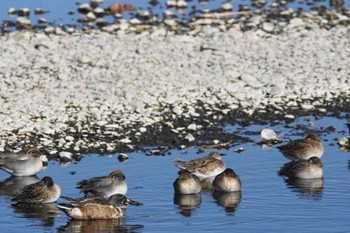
[{"xmin": 59, "ymin": 151, "xmax": 73, "ymax": 160}]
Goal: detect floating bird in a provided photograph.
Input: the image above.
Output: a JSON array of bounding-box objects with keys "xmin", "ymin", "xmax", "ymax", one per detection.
[
  {"xmin": 0, "ymin": 147, "xmax": 43, "ymax": 176},
  {"xmin": 279, "ymin": 157, "xmax": 323, "ymax": 179},
  {"xmin": 11, "ymin": 176, "xmax": 61, "ymax": 203},
  {"xmin": 60, "ymin": 193, "xmax": 143, "ymax": 209},
  {"xmin": 77, "ymin": 170, "xmax": 127, "ymax": 198},
  {"xmin": 173, "ymin": 170, "xmax": 201, "ymax": 194},
  {"xmin": 213, "ymin": 168, "xmax": 241, "ymax": 192},
  {"xmin": 58, "ymin": 194, "xmax": 142, "ymax": 220},
  {"xmin": 172, "ymin": 152, "xmax": 226, "ymax": 179},
  {"xmin": 277, "ymin": 133, "xmax": 323, "ymax": 161}
]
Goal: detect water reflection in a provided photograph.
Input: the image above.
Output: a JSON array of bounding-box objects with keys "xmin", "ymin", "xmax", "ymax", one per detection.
[
  {"xmin": 173, "ymin": 193, "xmax": 202, "ymax": 217},
  {"xmin": 11, "ymin": 202, "xmax": 60, "ymax": 227},
  {"xmin": 0, "ymin": 176, "xmax": 40, "ymax": 197},
  {"xmin": 283, "ymin": 178, "xmax": 324, "ymax": 200},
  {"xmin": 212, "ymin": 191, "xmax": 242, "ymax": 214},
  {"xmin": 57, "ymin": 219, "xmax": 143, "ymax": 233}
]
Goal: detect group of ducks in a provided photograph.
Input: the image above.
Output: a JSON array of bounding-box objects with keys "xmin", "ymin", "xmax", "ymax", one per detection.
[{"xmin": 0, "ymin": 133, "xmax": 324, "ymax": 220}]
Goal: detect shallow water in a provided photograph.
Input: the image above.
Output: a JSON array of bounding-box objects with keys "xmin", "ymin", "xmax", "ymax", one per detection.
[
  {"xmin": 1, "ymin": 0, "xmax": 349, "ymax": 30},
  {"xmin": 1, "ymin": 115, "xmax": 350, "ymax": 232}
]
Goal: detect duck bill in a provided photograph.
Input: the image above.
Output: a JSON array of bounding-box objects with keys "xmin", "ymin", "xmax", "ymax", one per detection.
[{"xmin": 127, "ymin": 198, "xmax": 143, "ymax": 206}]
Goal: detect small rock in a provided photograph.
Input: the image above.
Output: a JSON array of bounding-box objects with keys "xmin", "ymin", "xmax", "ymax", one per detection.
[
  {"xmin": 284, "ymin": 114, "xmax": 295, "ymax": 120},
  {"xmin": 86, "ymin": 12, "xmax": 96, "ymax": 20},
  {"xmin": 38, "ymin": 18, "xmax": 47, "ymax": 24},
  {"xmin": 40, "ymin": 155, "xmax": 48, "ymax": 166},
  {"xmin": 187, "ymin": 124, "xmax": 197, "ymax": 131},
  {"xmin": 261, "ymin": 128, "xmax": 277, "ymax": 140},
  {"xmin": 16, "ymin": 17, "xmax": 31, "ymax": 27},
  {"xmin": 118, "ymin": 153, "xmax": 129, "ymax": 162},
  {"xmin": 139, "ymin": 127, "xmax": 147, "ymax": 133},
  {"xmin": 221, "ymin": 3, "xmax": 232, "ymax": 11},
  {"xmin": 166, "ymin": 1, "xmax": 176, "ymax": 7},
  {"xmin": 176, "ymin": 0, "xmax": 187, "ymax": 8},
  {"xmin": 262, "ymin": 22, "xmax": 274, "ymax": 32},
  {"xmin": 8, "ymin": 8, "xmax": 17, "ymax": 15},
  {"xmin": 120, "ymin": 138, "xmax": 132, "ymax": 144},
  {"xmin": 301, "ymin": 104, "xmax": 315, "ymax": 110},
  {"xmin": 17, "ymin": 8, "xmax": 30, "ymax": 17},
  {"xmin": 44, "ymin": 26, "xmax": 55, "ymax": 34},
  {"xmin": 338, "ymin": 137, "xmax": 349, "ymax": 146},
  {"xmin": 78, "ymin": 3, "xmax": 93, "ymax": 14},
  {"xmin": 59, "ymin": 151, "xmax": 73, "ymax": 160},
  {"xmin": 185, "ymin": 133, "xmax": 195, "ymax": 142},
  {"xmin": 90, "ymin": 0, "xmax": 104, "ymax": 8},
  {"xmin": 213, "ymin": 139, "xmax": 220, "ymax": 144},
  {"xmin": 234, "ymin": 147, "xmax": 244, "ymax": 153},
  {"xmin": 34, "ymin": 8, "xmax": 48, "ymax": 15}
]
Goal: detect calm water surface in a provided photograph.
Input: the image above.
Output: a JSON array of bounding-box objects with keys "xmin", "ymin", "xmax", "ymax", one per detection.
[{"xmin": 1, "ymin": 115, "xmax": 350, "ymax": 232}]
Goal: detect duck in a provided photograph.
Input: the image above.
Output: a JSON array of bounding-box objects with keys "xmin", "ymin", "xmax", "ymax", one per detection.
[
  {"xmin": 279, "ymin": 157, "xmax": 324, "ymax": 179},
  {"xmin": 11, "ymin": 176, "xmax": 61, "ymax": 203},
  {"xmin": 60, "ymin": 193, "xmax": 143, "ymax": 209},
  {"xmin": 58, "ymin": 194, "xmax": 142, "ymax": 220},
  {"xmin": 277, "ymin": 133, "xmax": 323, "ymax": 161},
  {"xmin": 77, "ymin": 170, "xmax": 127, "ymax": 198},
  {"xmin": 213, "ymin": 168, "xmax": 241, "ymax": 192},
  {"xmin": 172, "ymin": 152, "xmax": 226, "ymax": 179},
  {"xmin": 0, "ymin": 147, "xmax": 43, "ymax": 176},
  {"xmin": 173, "ymin": 170, "xmax": 201, "ymax": 194}
]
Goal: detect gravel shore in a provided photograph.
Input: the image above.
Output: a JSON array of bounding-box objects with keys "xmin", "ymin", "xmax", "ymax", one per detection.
[{"xmin": 0, "ymin": 18, "xmax": 350, "ymax": 157}]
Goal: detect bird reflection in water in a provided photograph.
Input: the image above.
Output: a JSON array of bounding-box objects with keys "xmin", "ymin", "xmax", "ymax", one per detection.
[
  {"xmin": 57, "ymin": 218, "xmax": 143, "ymax": 233},
  {"xmin": 173, "ymin": 193, "xmax": 202, "ymax": 217},
  {"xmin": 283, "ymin": 178, "xmax": 324, "ymax": 200},
  {"xmin": 11, "ymin": 202, "xmax": 60, "ymax": 227},
  {"xmin": 0, "ymin": 175, "xmax": 40, "ymax": 197},
  {"xmin": 212, "ymin": 191, "xmax": 242, "ymax": 214}
]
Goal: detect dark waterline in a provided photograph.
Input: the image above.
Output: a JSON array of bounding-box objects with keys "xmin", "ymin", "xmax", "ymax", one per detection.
[{"xmin": 1, "ymin": 115, "xmax": 350, "ymax": 232}]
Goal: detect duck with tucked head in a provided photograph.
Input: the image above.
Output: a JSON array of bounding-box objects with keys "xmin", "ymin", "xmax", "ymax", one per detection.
[
  {"xmin": 213, "ymin": 168, "xmax": 241, "ymax": 192},
  {"xmin": 279, "ymin": 157, "xmax": 324, "ymax": 179},
  {"xmin": 11, "ymin": 176, "xmax": 61, "ymax": 203},
  {"xmin": 77, "ymin": 170, "xmax": 127, "ymax": 199},
  {"xmin": 173, "ymin": 170, "xmax": 201, "ymax": 195}
]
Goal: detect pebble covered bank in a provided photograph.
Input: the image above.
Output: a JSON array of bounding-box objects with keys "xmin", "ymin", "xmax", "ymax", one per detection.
[{"xmin": 0, "ymin": 17, "xmax": 349, "ymax": 157}]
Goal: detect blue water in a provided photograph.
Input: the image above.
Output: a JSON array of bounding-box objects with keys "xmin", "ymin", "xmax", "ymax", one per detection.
[
  {"xmin": 0, "ymin": 114, "xmax": 350, "ymax": 232},
  {"xmin": 1, "ymin": 0, "xmax": 350, "ymax": 29}
]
